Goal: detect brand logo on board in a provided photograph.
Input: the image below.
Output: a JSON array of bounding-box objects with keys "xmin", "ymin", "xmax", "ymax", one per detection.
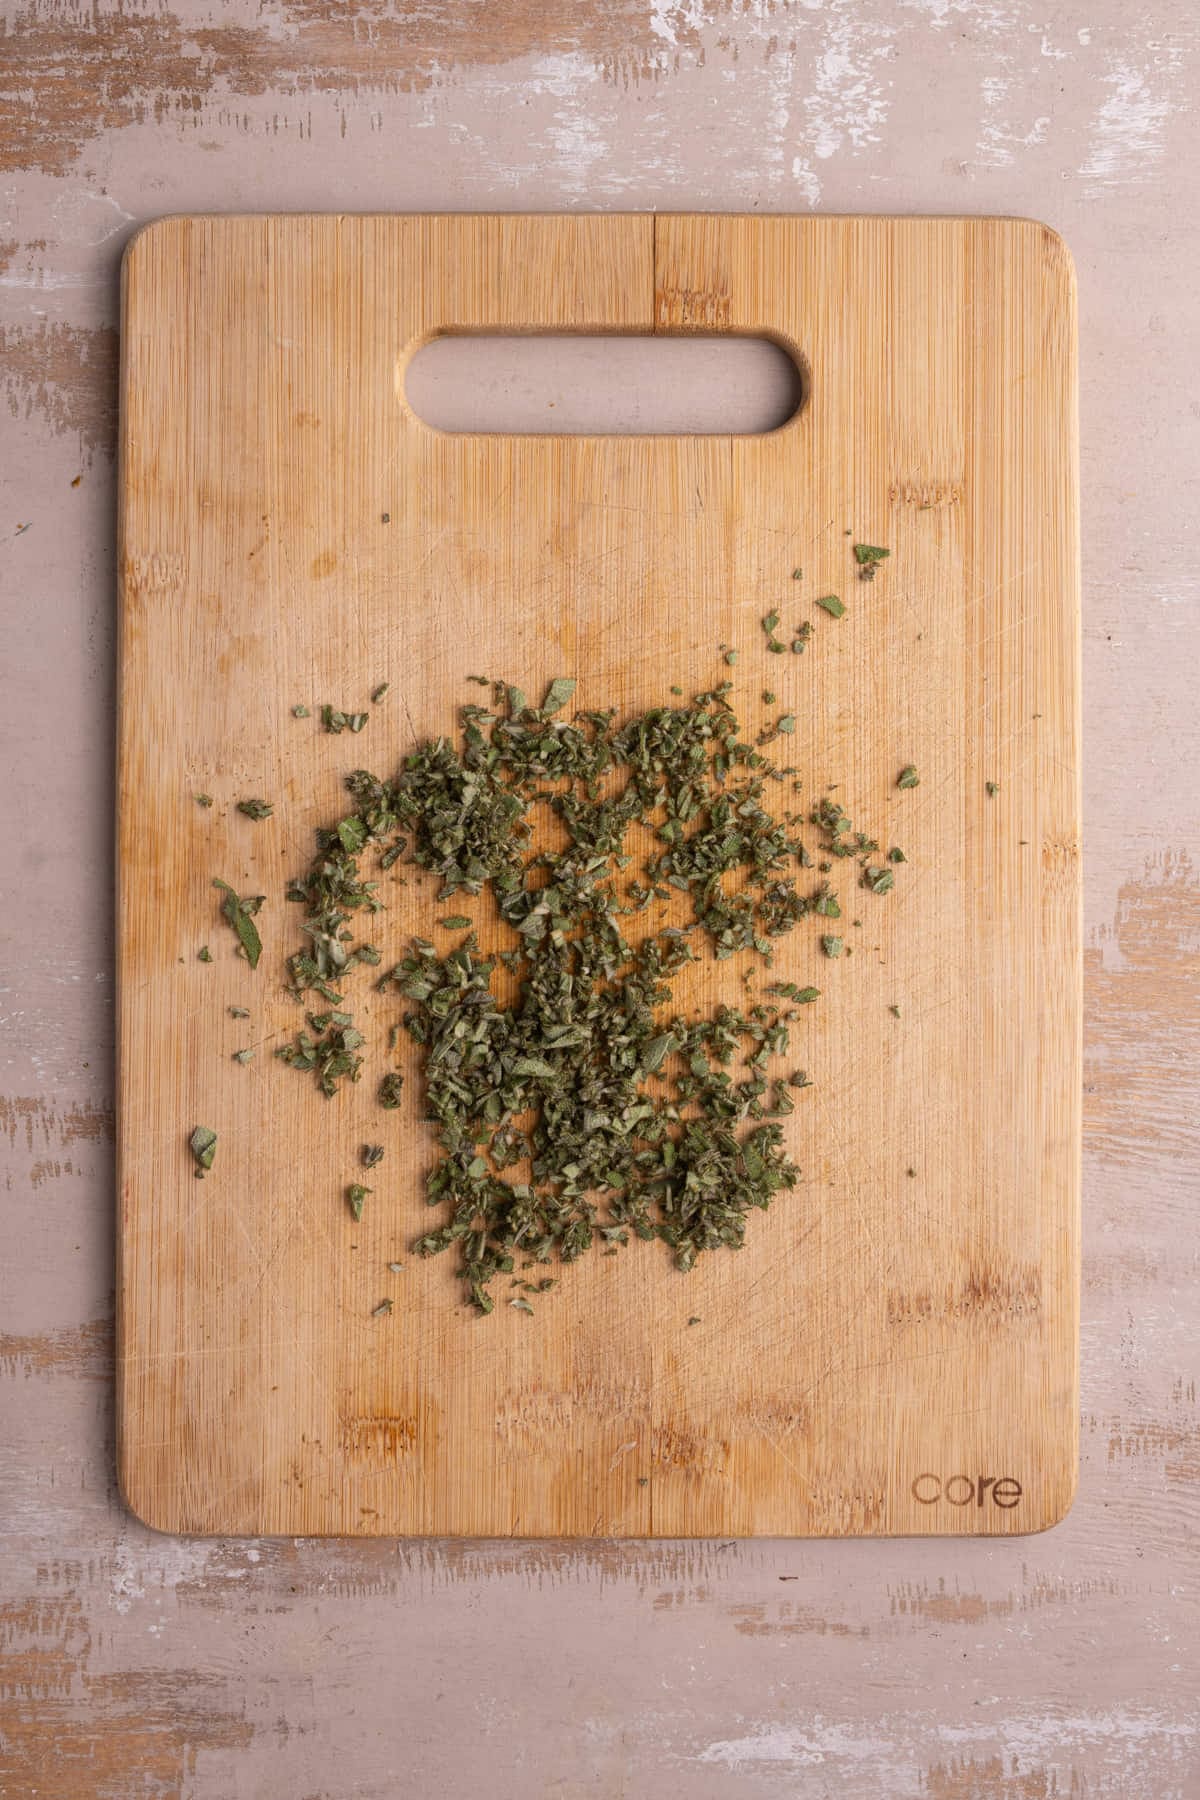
[{"xmin": 911, "ymin": 1473, "xmax": 1022, "ymax": 1508}]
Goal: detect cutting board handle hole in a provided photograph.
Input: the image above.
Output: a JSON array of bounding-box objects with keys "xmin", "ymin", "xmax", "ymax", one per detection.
[{"xmin": 403, "ymin": 333, "xmax": 805, "ymax": 436}]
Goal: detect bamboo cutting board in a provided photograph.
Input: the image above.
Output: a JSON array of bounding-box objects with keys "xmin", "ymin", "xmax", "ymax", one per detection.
[{"xmin": 117, "ymin": 214, "xmax": 1080, "ymax": 1537}]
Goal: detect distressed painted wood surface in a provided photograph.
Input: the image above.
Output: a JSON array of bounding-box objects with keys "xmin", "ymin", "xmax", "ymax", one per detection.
[
  {"xmin": 1, "ymin": 0, "xmax": 1196, "ymax": 1794},
  {"xmin": 117, "ymin": 211, "xmax": 1079, "ymax": 1541}
]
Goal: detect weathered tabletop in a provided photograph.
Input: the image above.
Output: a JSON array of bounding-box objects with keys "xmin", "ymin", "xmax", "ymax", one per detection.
[{"xmin": 2, "ymin": 4, "xmax": 1196, "ymax": 1797}]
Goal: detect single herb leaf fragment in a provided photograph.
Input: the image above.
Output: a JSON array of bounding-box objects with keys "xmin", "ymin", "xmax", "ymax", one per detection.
[
  {"xmin": 212, "ymin": 878, "xmax": 263, "ymax": 969},
  {"xmin": 815, "ymin": 594, "xmax": 845, "ymax": 618},
  {"xmin": 237, "ymin": 799, "xmax": 274, "ymax": 821},
  {"xmin": 347, "ymin": 1183, "xmax": 372, "ymax": 1221},
  {"xmin": 541, "ymin": 677, "xmax": 577, "ymax": 717},
  {"xmin": 189, "ymin": 1125, "xmax": 217, "ymax": 1178},
  {"xmin": 897, "ymin": 766, "xmax": 920, "ymax": 790}
]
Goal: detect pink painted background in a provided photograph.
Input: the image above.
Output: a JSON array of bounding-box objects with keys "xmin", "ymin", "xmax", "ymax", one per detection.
[{"xmin": 2, "ymin": 2, "xmax": 1197, "ymax": 1795}]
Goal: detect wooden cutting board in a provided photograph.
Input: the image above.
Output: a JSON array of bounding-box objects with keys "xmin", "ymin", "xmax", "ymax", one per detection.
[{"xmin": 117, "ymin": 213, "xmax": 1080, "ymax": 1537}]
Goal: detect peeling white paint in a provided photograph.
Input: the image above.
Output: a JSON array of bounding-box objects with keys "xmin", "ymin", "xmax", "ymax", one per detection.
[
  {"xmin": 698, "ymin": 1720, "xmax": 897, "ymax": 1769},
  {"xmin": 648, "ymin": 0, "xmax": 706, "ymax": 50},
  {"xmin": 1081, "ymin": 55, "xmax": 1181, "ymax": 189},
  {"xmin": 802, "ymin": 8, "xmax": 893, "ymax": 162}
]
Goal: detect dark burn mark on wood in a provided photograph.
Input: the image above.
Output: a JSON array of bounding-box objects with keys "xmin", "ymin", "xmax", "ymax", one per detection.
[{"xmin": 886, "ymin": 1262, "xmax": 1042, "ymax": 1330}]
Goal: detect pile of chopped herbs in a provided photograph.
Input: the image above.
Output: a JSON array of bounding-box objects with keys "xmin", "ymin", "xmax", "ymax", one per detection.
[{"xmin": 276, "ymin": 675, "xmax": 901, "ymax": 1314}]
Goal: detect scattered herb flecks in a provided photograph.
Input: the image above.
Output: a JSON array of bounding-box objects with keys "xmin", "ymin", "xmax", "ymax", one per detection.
[{"xmin": 761, "ymin": 610, "xmax": 786, "ymax": 654}]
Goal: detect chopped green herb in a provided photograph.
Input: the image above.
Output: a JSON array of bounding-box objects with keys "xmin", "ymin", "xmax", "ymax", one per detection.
[
  {"xmin": 896, "ymin": 766, "xmax": 920, "ymax": 790},
  {"xmin": 372, "ymin": 1297, "xmax": 393, "ymax": 1316},
  {"xmin": 510, "ymin": 1296, "xmax": 535, "ymax": 1315},
  {"xmin": 725, "ymin": 649, "xmax": 738, "ymax": 666},
  {"xmin": 362, "ymin": 1144, "xmax": 385, "ymax": 1168},
  {"xmin": 762, "ymin": 609, "xmax": 780, "ymax": 634},
  {"xmin": 888, "ymin": 847, "xmax": 906, "ymax": 863},
  {"xmin": 347, "ymin": 1182, "xmax": 372, "ymax": 1221},
  {"xmin": 821, "ymin": 935, "xmax": 843, "ymax": 958},
  {"xmin": 791, "ymin": 622, "xmax": 813, "ymax": 653},
  {"xmin": 815, "ymin": 594, "xmax": 845, "ymax": 618},
  {"xmin": 197, "ymin": 945, "xmax": 212, "ymax": 962},
  {"xmin": 986, "ymin": 780, "xmax": 999, "ymax": 797},
  {"xmin": 188, "ymin": 1125, "xmax": 217, "ymax": 1178},
  {"xmin": 237, "ymin": 798, "xmax": 274, "ymax": 821},
  {"xmin": 229, "ymin": 1007, "xmax": 251, "ymax": 1019},
  {"xmin": 322, "ymin": 706, "xmax": 368, "ymax": 734},
  {"xmin": 889, "ymin": 1004, "xmax": 901, "ymax": 1018},
  {"xmin": 792, "ymin": 567, "xmax": 803, "ymax": 580},
  {"xmin": 541, "ymin": 677, "xmax": 577, "ymax": 717},
  {"xmin": 767, "ymin": 982, "xmax": 821, "ymax": 1003},
  {"xmin": 195, "ymin": 793, "xmax": 214, "ymax": 808},
  {"xmin": 371, "ymin": 683, "xmax": 390, "ymax": 704},
  {"xmin": 279, "ymin": 675, "xmax": 902, "ymax": 1315},
  {"xmin": 232, "ymin": 1048, "xmax": 254, "ymax": 1064},
  {"xmin": 378, "ymin": 1072, "xmax": 405, "ymax": 1109},
  {"xmin": 276, "ymin": 1016, "xmax": 365, "ymax": 1096},
  {"xmin": 292, "ymin": 705, "xmax": 310, "ymax": 718},
  {"xmin": 212, "ymin": 878, "xmax": 264, "ymax": 969},
  {"xmin": 865, "ymin": 867, "xmax": 895, "ymax": 895},
  {"xmin": 387, "ymin": 1261, "xmax": 405, "ymax": 1273}
]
